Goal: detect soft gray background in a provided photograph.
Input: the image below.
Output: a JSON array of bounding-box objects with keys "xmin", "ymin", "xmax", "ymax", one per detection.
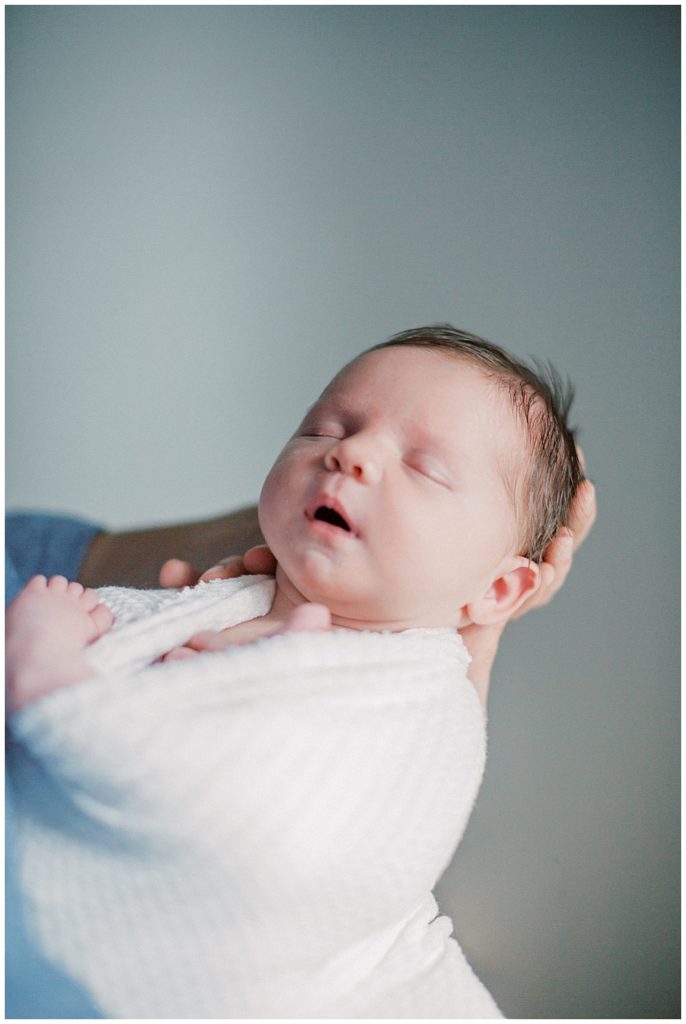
[{"xmin": 6, "ymin": 6, "xmax": 679, "ymax": 1019}]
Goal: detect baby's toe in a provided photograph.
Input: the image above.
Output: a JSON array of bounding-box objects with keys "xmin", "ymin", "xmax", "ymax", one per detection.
[
  {"xmin": 67, "ymin": 581, "xmax": 85, "ymax": 599},
  {"xmin": 47, "ymin": 575, "xmax": 69, "ymax": 593},
  {"xmin": 80, "ymin": 587, "xmax": 101, "ymax": 611},
  {"xmin": 25, "ymin": 574, "xmax": 48, "ymax": 591},
  {"xmin": 90, "ymin": 603, "xmax": 115, "ymax": 638}
]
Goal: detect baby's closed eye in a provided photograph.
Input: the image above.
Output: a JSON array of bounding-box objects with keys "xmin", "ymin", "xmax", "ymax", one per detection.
[
  {"xmin": 404, "ymin": 455, "xmax": 452, "ymax": 488},
  {"xmin": 300, "ymin": 426, "xmax": 344, "ymax": 439},
  {"xmin": 297, "ymin": 416, "xmax": 345, "ymax": 439}
]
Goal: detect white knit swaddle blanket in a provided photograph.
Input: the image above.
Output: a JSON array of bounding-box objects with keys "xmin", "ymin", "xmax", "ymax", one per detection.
[{"xmin": 9, "ymin": 576, "xmax": 502, "ymax": 1019}]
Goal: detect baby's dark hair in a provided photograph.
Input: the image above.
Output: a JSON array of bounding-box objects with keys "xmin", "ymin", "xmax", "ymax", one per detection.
[{"xmin": 365, "ymin": 324, "xmax": 585, "ymax": 563}]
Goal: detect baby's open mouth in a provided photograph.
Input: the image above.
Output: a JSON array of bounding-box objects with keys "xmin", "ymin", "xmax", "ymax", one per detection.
[{"xmin": 313, "ymin": 505, "xmax": 351, "ymax": 532}]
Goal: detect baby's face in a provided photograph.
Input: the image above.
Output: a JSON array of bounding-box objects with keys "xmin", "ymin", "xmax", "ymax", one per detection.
[{"xmin": 259, "ymin": 346, "xmax": 525, "ymax": 630}]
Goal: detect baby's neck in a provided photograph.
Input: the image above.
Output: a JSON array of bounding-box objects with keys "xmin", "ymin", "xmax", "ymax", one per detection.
[{"xmin": 269, "ymin": 566, "xmax": 458, "ymax": 634}]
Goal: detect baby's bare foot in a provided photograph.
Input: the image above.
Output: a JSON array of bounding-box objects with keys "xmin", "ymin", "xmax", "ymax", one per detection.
[{"xmin": 6, "ymin": 575, "xmax": 114, "ymax": 713}]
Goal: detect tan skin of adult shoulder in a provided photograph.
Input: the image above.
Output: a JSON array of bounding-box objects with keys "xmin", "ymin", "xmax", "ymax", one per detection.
[{"xmin": 78, "ymin": 482, "xmax": 597, "ymax": 706}]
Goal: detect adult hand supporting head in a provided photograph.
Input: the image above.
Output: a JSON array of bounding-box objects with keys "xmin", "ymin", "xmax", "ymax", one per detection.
[{"xmin": 461, "ymin": 477, "xmax": 597, "ymax": 708}]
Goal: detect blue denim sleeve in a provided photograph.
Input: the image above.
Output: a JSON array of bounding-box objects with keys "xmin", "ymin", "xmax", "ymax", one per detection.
[
  {"xmin": 6, "ymin": 511, "xmax": 103, "ymax": 1017},
  {"xmin": 5, "ymin": 511, "xmax": 102, "ymax": 604}
]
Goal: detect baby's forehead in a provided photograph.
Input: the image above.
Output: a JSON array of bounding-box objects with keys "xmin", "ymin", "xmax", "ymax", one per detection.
[
  {"xmin": 319, "ymin": 348, "xmax": 529, "ymax": 460},
  {"xmin": 322, "ymin": 346, "xmax": 482, "ymax": 394},
  {"xmin": 322, "ymin": 348, "xmax": 515, "ymax": 416}
]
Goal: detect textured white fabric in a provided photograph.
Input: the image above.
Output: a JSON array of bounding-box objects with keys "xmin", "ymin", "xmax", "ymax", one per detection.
[{"xmin": 8, "ymin": 576, "xmax": 502, "ymax": 1019}]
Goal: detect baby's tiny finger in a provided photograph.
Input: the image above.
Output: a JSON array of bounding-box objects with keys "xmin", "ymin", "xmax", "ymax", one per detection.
[
  {"xmin": 186, "ymin": 630, "xmax": 225, "ymax": 651},
  {"xmin": 163, "ymin": 646, "xmax": 198, "ymax": 662},
  {"xmin": 285, "ymin": 603, "xmax": 332, "ymax": 633}
]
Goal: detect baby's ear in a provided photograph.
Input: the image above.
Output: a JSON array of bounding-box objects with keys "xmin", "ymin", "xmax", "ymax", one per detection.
[{"xmin": 465, "ymin": 557, "xmax": 540, "ymax": 626}]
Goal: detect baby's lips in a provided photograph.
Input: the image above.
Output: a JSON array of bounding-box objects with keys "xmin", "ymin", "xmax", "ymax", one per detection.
[{"xmin": 305, "ymin": 493, "xmax": 358, "ymax": 536}]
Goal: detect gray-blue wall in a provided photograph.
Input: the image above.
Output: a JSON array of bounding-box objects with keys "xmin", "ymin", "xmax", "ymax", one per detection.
[{"xmin": 7, "ymin": 6, "xmax": 679, "ymax": 1018}]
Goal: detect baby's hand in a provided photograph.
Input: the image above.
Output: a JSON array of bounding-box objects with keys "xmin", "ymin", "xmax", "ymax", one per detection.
[
  {"xmin": 159, "ymin": 546, "xmax": 276, "ymax": 589},
  {"xmin": 162, "ymin": 602, "xmax": 331, "ymax": 662}
]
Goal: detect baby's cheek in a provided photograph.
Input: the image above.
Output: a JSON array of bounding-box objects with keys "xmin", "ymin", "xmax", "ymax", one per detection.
[
  {"xmin": 259, "ymin": 475, "xmax": 314, "ymax": 577},
  {"xmin": 257, "ymin": 460, "xmax": 289, "ymax": 540}
]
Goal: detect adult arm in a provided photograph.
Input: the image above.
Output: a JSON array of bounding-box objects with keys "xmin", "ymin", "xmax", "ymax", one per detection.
[{"xmin": 77, "ymin": 506, "xmax": 264, "ymax": 589}]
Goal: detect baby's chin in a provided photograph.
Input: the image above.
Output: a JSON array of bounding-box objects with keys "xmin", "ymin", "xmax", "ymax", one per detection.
[
  {"xmin": 273, "ymin": 558, "xmax": 384, "ymax": 623},
  {"xmin": 276, "ymin": 560, "xmax": 356, "ymax": 611}
]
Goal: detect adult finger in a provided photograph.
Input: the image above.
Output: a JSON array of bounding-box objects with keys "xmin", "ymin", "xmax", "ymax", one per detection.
[
  {"xmin": 242, "ymin": 546, "xmax": 277, "ymax": 575},
  {"xmin": 199, "ymin": 556, "xmax": 247, "ymax": 582},
  {"xmin": 159, "ymin": 559, "xmax": 201, "ymax": 588},
  {"xmin": 512, "ymin": 479, "xmax": 595, "ymax": 619},
  {"xmin": 568, "ymin": 479, "xmax": 597, "ymax": 550},
  {"xmin": 199, "ymin": 547, "xmax": 276, "ymax": 583}
]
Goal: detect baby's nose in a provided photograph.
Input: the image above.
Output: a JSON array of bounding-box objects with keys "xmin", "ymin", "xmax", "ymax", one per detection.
[{"xmin": 324, "ymin": 436, "xmax": 381, "ymax": 484}]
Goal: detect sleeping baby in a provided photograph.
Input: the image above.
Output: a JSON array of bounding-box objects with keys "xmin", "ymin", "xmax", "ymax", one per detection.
[{"xmin": 6, "ymin": 324, "xmax": 584, "ymax": 1018}]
